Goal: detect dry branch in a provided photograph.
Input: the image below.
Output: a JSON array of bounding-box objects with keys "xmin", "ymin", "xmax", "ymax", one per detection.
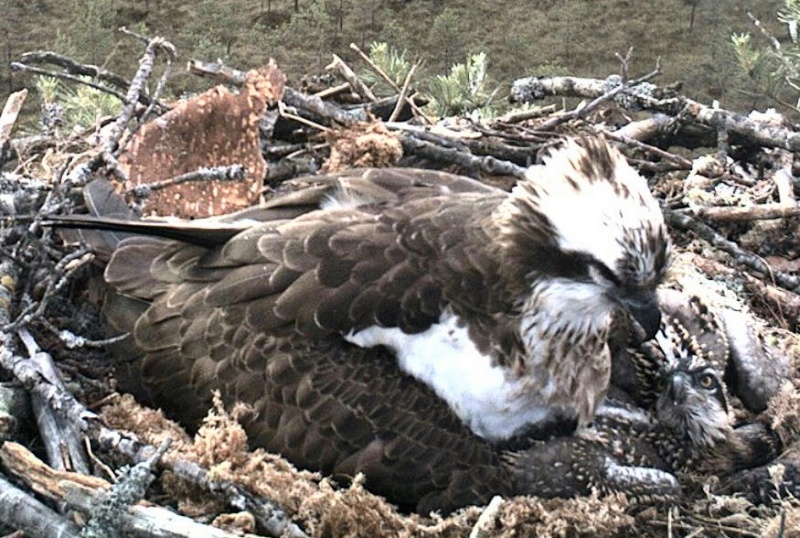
[
  {"xmin": 18, "ymin": 327, "xmax": 90, "ymax": 474},
  {"xmin": 0, "ymin": 90, "xmax": 27, "ymax": 166},
  {"xmin": 326, "ymin": 54, "xmax": 376, "ymax": 102},
  {"xmin": 0, "ymin": 474, "xmax": 82, "ymax": 538},
  {"xmin": 469, "ymin": 495, "xmax": 504, "ymax": 538},
  {"xmin": 2, "ymin": 40, "xmax": 800, "ymax": 537},
  {"xmin": 349, "ymin": 42, "xmax": 433, "ymax": 123},
  {"xmin": 692, "ymin": 203, "xmax": 800, "ymax": 222},
  {"xmin": 388, "ymin": 62, "xmax": 418, "ymax": 123},
  {"xmin": 106, "ymin": 35, "xmax": 177, "ymax": 158},
  {"xmin": 18, "ymin": 51, "xmax": 140, "ymax": 97},
  {"xmin": 665, "ymin": 209, "xmax": 800, "ymax": 293},
  {"xmin": 0, "ymin": 442, "xmax": 247, "ymax": 538},
  {"xmin": 512, "ymin": 74, "xmax": 800, "ymax": 151},
  {"xmin": 9, "ymin": 62, "xmax": 130, "ymax": 104},
  {"xmin": 126, "ymin": 165, "xmax": 246, "ymax": 199}
]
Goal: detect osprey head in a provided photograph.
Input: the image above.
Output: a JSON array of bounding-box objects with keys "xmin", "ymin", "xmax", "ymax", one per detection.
[
  {"xmin": 655, "ymin": 354, "xmax": 731, "ymax": 449},
  {"xmin": 499, "ymin": 137, "xmax": 670, "ymax": 341}
]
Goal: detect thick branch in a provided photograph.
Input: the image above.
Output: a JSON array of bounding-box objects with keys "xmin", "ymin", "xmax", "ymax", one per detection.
[
  {"xmin": 1, "ymin": 442, "xmax": 244, "ymax": 538},
  {"xmin": 665, "ymin": 209, "xmax": 800, "ymax": 293},
  {"xmin": 106, "ymin": 36, "xmax": 177, "ymax": 157},
  {"xmin": 396, "ymin": 129, "xmax": 528, "ymax": 178},
  {"xmin": 18, "ymin": 51, "xmax": 134, "ymax": 93},
  {"xmin": 326, "ymin": 54, "xmax": 376, "ymax": 102},
  {"xmin": 0, "ymin": 473, "xmax": 82, "ymax": 537},
  {"xmin": 0, "ymin": 90, "xmax": 28, "ymax": 165},
  {"xmin": 512, "ymin": 74, "xmax": 800, "ymax": 151}
]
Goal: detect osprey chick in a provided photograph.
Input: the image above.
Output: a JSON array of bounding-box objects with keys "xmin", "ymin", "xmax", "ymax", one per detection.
[{"xmin": 52, "ymin": 137, "xmax": 670, "ymax": 442}]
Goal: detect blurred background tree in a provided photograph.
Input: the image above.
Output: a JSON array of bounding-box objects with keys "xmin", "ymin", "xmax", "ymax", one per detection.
[{"xmin": 732, "ymin": 0, "xmax": 800, "ymax": 115}]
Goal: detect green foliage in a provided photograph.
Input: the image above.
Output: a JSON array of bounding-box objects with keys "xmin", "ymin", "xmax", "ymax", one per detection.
[
  {"xmin": 424, "ymin": 52, "xmax": 500, "ymax": 119},
  {"xmin": 427, "ymin": 7, "xmax": 466, "ymax": 72},
  {"xmin": 778, "ymin": 0, "xmax": 800, "ymax": 37},
  {"xmin": 35, "ymin": 76, "xmax": 119, "ymax": 134},
  {"xmin": 279, "ymin": 1, "xmax": 337, "ymax": 70},
  {"xmin": 179, "ymin": 0, "xmax": 247, "ymax": 62},
  {"xmin": 360, "ymin": 42, "xmax": 414, "ymax": 96},
  {"xmin": 59, "ymin": 0, "xmax": 117, "ymax": 65},
  {"xmin": 731, "ymin": 0, "xmax": 800, "ymax": 111},
  {"xmin": 1, "ymin": 0, "xmax": 789, "ymax": 115}
]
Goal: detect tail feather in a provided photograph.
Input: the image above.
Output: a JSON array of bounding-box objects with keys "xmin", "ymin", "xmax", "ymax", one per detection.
[{"xmin": 46, "ymin": 214, "xmax": 250, "ymax": 247}]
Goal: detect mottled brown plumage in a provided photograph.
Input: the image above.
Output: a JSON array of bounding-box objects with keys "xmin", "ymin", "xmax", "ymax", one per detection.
[
  {"xmin": 54, "ymin": 138, "xmax": 670, "ymax": 444},
  {"xmin": 613, "ymin": 291, "xmax": 789, "ymax": 477},
  {"xmin": 48, "ymin": 138, "xmax": 693, "ymax": 512},
  {"xmin": 49, "ymin": 181, "xmax": 796, "ymax": 514}
]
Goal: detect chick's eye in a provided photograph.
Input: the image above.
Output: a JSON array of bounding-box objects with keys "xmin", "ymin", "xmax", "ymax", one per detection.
[{"xmin": 698, "ymin": 372, "xmax": 717, "ymax": 389}]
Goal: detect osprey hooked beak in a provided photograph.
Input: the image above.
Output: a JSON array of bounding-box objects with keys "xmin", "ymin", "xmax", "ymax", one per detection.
[{"xmin": 619, "ymin": 291, "xmax": 661, "ymax": 342}]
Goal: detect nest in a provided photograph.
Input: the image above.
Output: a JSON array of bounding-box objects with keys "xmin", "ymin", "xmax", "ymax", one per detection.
[{"xmin": 0, "ymin": 35, "xmax": 798, "ymax": 537}]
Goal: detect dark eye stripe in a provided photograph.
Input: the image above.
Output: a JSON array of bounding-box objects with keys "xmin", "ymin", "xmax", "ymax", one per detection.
[{"xmin": 592, "ymin": 261, "xmax": 621, "ymax": 286}]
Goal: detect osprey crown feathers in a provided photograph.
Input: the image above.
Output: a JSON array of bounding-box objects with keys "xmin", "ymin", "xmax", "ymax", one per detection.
[{"xmin": 49, "ymin": 136, "xmax": 671, "ymax": 443}]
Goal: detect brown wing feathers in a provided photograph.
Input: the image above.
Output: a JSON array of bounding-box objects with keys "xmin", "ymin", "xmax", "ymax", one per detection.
[
  {"xmin": 236, "ymin": 337, "xmax": 506, "ymax": 510},
  {"xmin": 54, "ymin": 169, "xmax": 533, "ymax": 511}
]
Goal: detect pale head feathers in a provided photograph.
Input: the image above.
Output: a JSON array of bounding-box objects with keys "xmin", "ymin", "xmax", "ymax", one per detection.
[
  {"xmin": 497, "ymin": 137, "xmax": 670, "ymax": 291},
  {"xmin": 655, "ymin": 352, "xmax": 732, "ymax": 449}
]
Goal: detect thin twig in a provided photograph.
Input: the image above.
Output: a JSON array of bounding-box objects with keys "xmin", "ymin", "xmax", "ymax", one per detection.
[
  {"xmin": 40, "ymin": 318, "xmax": 129, "ymax": 350},
  {"xmin": 665, "ymin": 209, "xmax": 800, "ymax": 293},
  {"xmin": 349, "ymin": 42, "xmax": 434, "ymax": 124},
  {"xmin": 388, "ymin": 62, "xmax": 418, "ymax": 123},
  {"xmin": 537, "ymin": 61, "xmax": 662, "ymax": 131},
  {"xmin": 615, "ymin": 46, "xmax": 634, "ymax": 82},
  {"xmin": 118, "ymin": 25, "xmax": 152, "ymax": 46},
  {"xmin": 10, "ymin": 62, "xmax": 130, "ymax": 102},
  {"xmin": 106, "ymin": 36, "xmax": 177, "ymax": 158},
  {"xmin": 603, "ymin": 129, "xmax": 693, "ymax": 169},
  {"xmin": 126, "ymin": 165, "xmax": 246, "ymax": 199}
]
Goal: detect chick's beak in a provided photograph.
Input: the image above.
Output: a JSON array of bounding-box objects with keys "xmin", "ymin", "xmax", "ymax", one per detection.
[
  {"xmin": 620, "ymin": 291, "xmax": 661, "ymax": 342},
  {"xmin": 667, "ymin": 374, "xmax": 689, "ymax": 404}
]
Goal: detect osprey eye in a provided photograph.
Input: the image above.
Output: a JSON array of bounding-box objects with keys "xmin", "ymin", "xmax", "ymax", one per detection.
[{"xmin": 698, "ymin": 372, "xmax": 716, "ymax": 389}]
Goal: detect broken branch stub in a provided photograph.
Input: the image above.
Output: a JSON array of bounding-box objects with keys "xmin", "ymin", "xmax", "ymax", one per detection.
[{"xmin": 120, "ymin": 61, "xmax": 286, "ymax": 218}]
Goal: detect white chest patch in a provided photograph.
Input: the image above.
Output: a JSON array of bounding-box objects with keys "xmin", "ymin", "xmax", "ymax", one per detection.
[{"xmin": 345, "ymin": 312, "xmax": 550, "ymax": 441}]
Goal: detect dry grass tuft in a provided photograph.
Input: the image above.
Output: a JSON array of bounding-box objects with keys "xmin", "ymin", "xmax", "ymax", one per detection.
[{"xmin": 324, "ymin": 121, "xmax": 403, "ymax": 172}]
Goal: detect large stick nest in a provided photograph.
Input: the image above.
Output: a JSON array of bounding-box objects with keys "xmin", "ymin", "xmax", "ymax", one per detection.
[{"xmin": 0, "ymin": 37, "xmax": 799, "ymax": 537}]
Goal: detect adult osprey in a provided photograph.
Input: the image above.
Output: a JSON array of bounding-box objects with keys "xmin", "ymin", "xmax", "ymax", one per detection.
[{"xmin": 53, "ymin": 136, "xmax": 670, "ymax": 443}]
